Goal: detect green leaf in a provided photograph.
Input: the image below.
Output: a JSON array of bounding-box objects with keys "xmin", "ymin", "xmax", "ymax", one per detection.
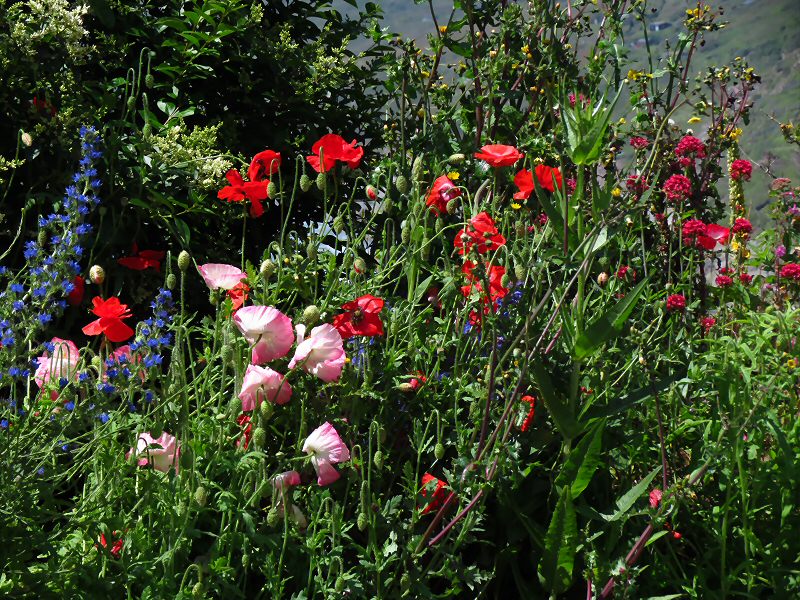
[
  {"xmin": 538, "ymin": 488, "xmax": 578, "ymax": 594},
  {"xmin": 531, "ymin": 361, "xmax": 581, "ymax": 440},
  {"xmin": 573, "ymin": 276, "xmax": 650, "ymax": 360},
  {"xmin": 554, "ymin": 420, "xmax": 605, "ymax": 498},
  {"xmin": 580, "ymin": 369, "xmax": 686, "ymax": 421},
  {"xmin": 604, "ymin": 466, "xmax": 660, "ymax": 521}
]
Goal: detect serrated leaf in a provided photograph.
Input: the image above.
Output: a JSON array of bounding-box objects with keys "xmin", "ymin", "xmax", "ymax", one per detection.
[
  {"xmin": 554, "ymin": 420, "xmax": 605, "ymax": 498},
  {"xmin": 573, "ymin": 276, "xmax": 650, "ymax": 360},
  {"xmin": 538, "ymin": 488, "xmax": 577, "ymax": 594}
]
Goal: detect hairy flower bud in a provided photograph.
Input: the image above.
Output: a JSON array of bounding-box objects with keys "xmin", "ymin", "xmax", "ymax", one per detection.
[
  {"xmin": 221, "ymin": 344, "xmax": 233, "ymax": 363},
  {"xmin": 411, "ymin": 155, "xmax": 424, "ymax": 182},
  {"xmin": 315, "ymin": 171, "xmax": 326, "ymax": 191},
  {"xmin": 447, "ymin": 153, "xmax": 466, "ymax": 164},
  {"xmin": 333, "ymin": 214, "xmax": 345, "ymax": 234},
  {"xmin": 89, "ymin": 265, "xmax": 105, "ymax": 285},
  {"xmin": 267, "ymin": 506, "xmax": 280, "ymax": 527},
  {"xmin": 446, "ymin": 198, "xmax": 458, "ymax": 215},
  {"xmin": 401, "ymin": 226, "xmax": 411, "ymax": 244},
  {"xmin": 501, "ymin": 273, "xmax": 512, "ymax": 288},
  {"xmin": 192, "ymin": 582, "xmax": 204, "ymax": 599},
  {"xmin": 253, "ymin": 427, "xmax": 266, "ymax": 449},
  {"xmin": 145, "ymin": 74, "xmax": 155, "ymax": 89},
  {"xmin": 166, "ymin": 273, "xmax": 177, "ymax": 290},
  {"xmin": 299, "ymin": 174, "xmax": 312, "ymax": 192},
  {"xmin": 267, "ymin": 181, "xmax": 278, "ymax": 199},
  {"xmin": 177, "ymin": 251, "xmax": 191, "ymax": 272},
  {"xmin": 142, "ymin": 124, "xmax": 152, "ymax": 140},
  {"xmin": 373, "ymin": 450, "xmax": 384, "ymax": 470},
  {"xmin": 306, "ymin": 242, "xmax": 318, "ymax": 261},
  {"xmin": 194, "ymin": 486, "xmax": 208, "ymax": 507},
  {"xmin": 302, "ymin": 304, "xmax": 320, "ymax": 326},
  {"xmin": 597, "ymin": 272, "xmax": 609, "ymax": 287},
  {"xmin": 357, "ymin": 512, "xmax": 368, "ymax": 531},
  {"xmin": 514, "ymin": 263, "xmax": 526, "ymax": 281},
  {"xmin": 366, "ymin": 185, "xmax": 378, "ymax": 200},
  {"xmin": 434, "ymin": 443, "xmax": 445, "ymax": 460},
  {"xmin": 126, "ymin": 97, "xmax": 136, "ymax": 112},
  {"xmin": 259, "ymin": 259, "xmax": 275, "ymax": 279},
  {"xmin": 21, "ymin": 132, "xmax": 32, "ymax": 147},
  {"xmin": 395, "ymin": 175, "xmax": 409, "ymax": 194},
  {"xmin": 259, "ymin": 399, "xmax": 273, "ymax": 422},
  {"xmin": 37, "ymin": 230, "xmax": 47, "ymax": 246},
  {"xmin": 395, "ymin": 382, "xmax": 416, "ymax": 393}
]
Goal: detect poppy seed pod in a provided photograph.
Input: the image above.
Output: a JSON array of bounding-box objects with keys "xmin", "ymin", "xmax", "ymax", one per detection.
[
  {"xmin": 395, "ymin": 175, "xmax": 409, "ymax": 194},
  {"xmin": 89, "ymin": 265, "xmax": 105, "ymax": 284},
  {"xmin": 302, "ymin": 305, "xmax": 320, "ymax": 326},
  {"xmin": 315, "ymin": 171, "xmax": 326, "ymax": 191},
  {"xmin": 259, "ymin": 259, "xmax": 275, "ymax": 279},
  {"xmin": 177, "ymin": 251, "xmax": 191, "ymax": 272},
  {"xmin": 299, "ymin": 173, "xmax": 312, "ymax": 192}
]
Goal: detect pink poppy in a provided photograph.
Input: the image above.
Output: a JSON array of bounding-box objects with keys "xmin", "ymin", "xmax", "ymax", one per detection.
[
  {"xmin": 34, "ymin": 338, "xmax": 80, "ymax": 389},
  {"xmin": 272, "ymin": 470, "xmax": 301, "ymax": 491},
  {"xmin": 302, "ymin": 422, "xmax": 350, "ymax": 486},
  {"xmin": 127, "ymin": 431, "xmax": 180, "ymax": 474},
  {"xmin": 197, "ymin": 263, "xmax": 247, "ymax": 291},
  {"xmin": 239, "ymin": 364, "xmax": 292, "ymax": 410},
  {"xmin": 233, "ymin": 305, "xmax": 294, "ymax": 364},
  {"xmin": 288, "ymin": 324, "xmax": 346, "ymax": 382}
]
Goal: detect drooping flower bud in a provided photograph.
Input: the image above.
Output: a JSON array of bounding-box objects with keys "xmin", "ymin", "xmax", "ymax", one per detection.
[
  {"xmin": 315, "ymin": 171, "xmax": 326, "ymax": 191},
  {"xmin": 501, "ymin": 273, "xmax": 512, "ymax": 288},
  {"xmin": 89, "ymin": 265, "xmax": 105, "ymax": 284},
  {"xmin": 267, "ymin": 181, "xmax": 278, "ymax": 199},
  {"xmin": 299, "ymin": 174, "xmax": 312, "ymax": 192},
  {"xmin": 353, "ymin": 257, "xmax": 367, "ymax": 275},
  {"xmin": 401, "ymin": 226, "xmax": 411, "ymax": 244},
  {"xmin": 259, "ymin": 400, "xmax": 273, "ymax": 422},
  {"xmin": 194, "ymin": 486, "xmax": 208, "ymax": 507},
  {"xmin": 177, "ymin": 250, "xmax": 191, "ymax": 272},
  {"xmin": 37, "ymin": 230, "xmax": 47, "ymax": 246},
  {"xmin": 253, "ymin": 427, "xmax": 266, "ymax": 449},
  {"xmin": 166, "ymin": 273, "xmax": 177, "ymax": 290},
  {"xmin": 395, "ymin": 175, "xmax": 409, "ymax": 194},
  {"xmin": 228, "ymin": 397, "xmax": 242, "ymax": 416},
  {"xmin": 411, "ymin": 155, "xmax": 424, "ymax": 182},
  {"xmin": 434, "ymin": 442, "xmax": 445, "ymax": 460},
  {"xmin": 447, "ymin": 153, "xmax": 466, "ymax": 164},
  {"xmin": 514, "ymin": 263, "xmax": 526, "ymax": 281},
  {"xmin": 259, "ymin": 259, "xmax": 275, "ymax": 279},
  {"xmin": 333, "ymin": 214, "xmax": 345, "ymax": 234},
  {"xmin": 126, "ymin": 97, "xmax": 136, "ymax": 112},
  {"xmin": 366, "ymin": 185, "xmax": 378, "ymax": 200},
  {"xmin": 597, "ymin": 272, "xmax": 609, "ymax": 286},
  {"xmin": 357, "ymin": 512, "xmax": 368, "ymax": 531},
  {"xmin": 267, "ymin": 506, "xmax": 280, "ymax": 527},
  {"xmin": 302, "ymin": 305, "xmax": 320, "ymax": 326},
  {"xmin": 21, "ymin": 132, "xmax": 32, "ymax": 147},
  {"xmin": 306, "ymin": 242, "xmax": 318, "ymax": 261},
  {"xmin": 446, "ymin": 198, "xmax": 458, "ymax": 215},
  {"xmin": 145, "ymin": 74, "xmax": 155, "ymax": 89},
  {"xmin": 373, "ymin": 450, "xmax": 384, "ymax": 470}
]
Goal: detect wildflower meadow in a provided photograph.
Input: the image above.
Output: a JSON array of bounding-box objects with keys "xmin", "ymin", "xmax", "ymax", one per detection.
[{"xmin": 1, "ymin": 0, "xmax": 799, "ymax": 598}]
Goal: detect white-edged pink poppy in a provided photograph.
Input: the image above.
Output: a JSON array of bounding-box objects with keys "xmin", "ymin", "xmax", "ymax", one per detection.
[
  {"xmin": 127, "ymin": 431, "xmax": 180, "ymax": 474},
  {"xmin": 238, "ymin": 364, "xmax": 292, "ymax": 410},
  {"xmin": 197, "ymin": 263, "xmax": 247, "ymax": 291},
  {"xmin": 233, "ymin": 305, "xmax": 294, "ymax": 364},
  {"xmin": 302, "ymin": 422, "xmax": 350, "ymax": 486},
  {"xmin": 288, "ymin": 324, "xmax": 346, "ymax": 382}
]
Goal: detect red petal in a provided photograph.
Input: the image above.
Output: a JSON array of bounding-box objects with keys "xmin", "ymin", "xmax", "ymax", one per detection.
[
  {"xmin": 100, "ymin": 318, "xmax": 135, "ymax": 343},
  {"xmin": 117, "ymin": 257, "xmax": 148, "ymax": 270},
  {"xmin": 225, "ymin": 169, "xmax": 244, "ymax": 186},
  {"xmin": 82, "ymin": 318, "xmax": 104, "ymax": 336},
  {"xmin": 705, "ymin": 223, "xmax": 730, "ymax": 244}
]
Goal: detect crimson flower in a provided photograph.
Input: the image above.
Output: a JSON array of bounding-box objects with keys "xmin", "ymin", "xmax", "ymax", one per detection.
[
  {"xmin": 666, "ymin": 294, "xmax": 686, "ymax": 313},
  {"xmin": 454, "ymin": 212, "xmax": 506, "ymax": 255},
  {"xmin": 730, "ymin": 159, "xmax": 752, "ymax": 182},
  {"xmin": 663, "ymin": 174, "xmax": 692, "ymax": 203},
  {"xmin": 82, "ymin": 296, "xmax": 135, "ymax": 343},
  {"xmin": 426, "ymin": 175, "xmax": 461, "ymax": 214},
  {"xmin": 98, "ymin": 532, "xmax": 124, "ymax": 559},
  {"xmin": 307, "ymin": 134, "xmax": 363, "ymax": 173},
  {"xmin": 520, "ymin": 395, "xmax": 536, "ymax": 432},
  {"xmin": 630, "ymin": 136, "xmax": 650, "ymax": 150},
  {"xmin": 700, "ymin": 316, "xmax": 716, "ymax": 335},
  {"xmin": 513, "ymin": 165, "xmax": 563, "ymax": 199},
  {"xmin": 237, "ymin": 414, "xmax": 253, "ymax": 449},
  {"xmin": 117, "ymin": 243, "xmax": 165, "ymax": 271},
  {"xmin": 715, "ymin": 274, "xmax": 733, "ymax": 288},
  {"xmin": 780, "ymin": 263, "xmax": 800, "ymax": 281},
  {"xmin": 739, "ymin": 273, "xmax": 753, "ymax": 285},
  {"xmin": 461, "ymin": 261, "xmax": 508, "ymax": 305},
  {"xmin": 474, "ymin": 144, "xmax": 524, "ymax": 168},
  {"xmin": 332, "ymin": 294, "xmax": 384, "ymax": 339},
  {"xmin": 217, "ymin": 169, "xmax": 268, "ymax": 218},
  {"xmin": 731, "ymin": 218, "xmax": 753, "ymax": 236},
  {"xmin": 227, "ymin": 282, "xmax": 250, "ymax": 313},
  {"xmin": 420, "ymin": 473, "xmax": 449, "ymax": 515},
  {"xmin": 248, "ymin": 150, "xmax": 282, "ymax": 182},
  {"xmin": 66, "ymin": 276, "xmax": 85, "ymax": 306},
  {"xmin": 675, "ymin": 135, "xmax": 706, "ymax": 160}
]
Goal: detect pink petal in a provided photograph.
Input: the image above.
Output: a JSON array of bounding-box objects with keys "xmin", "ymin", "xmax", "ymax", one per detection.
[
  {"xmin": 197, "ymin": 263, "xmax": 247, "ymax": 291},
  {"xmin": 233, "ymin": 306, "xmax": 294, "ymax": 363}
]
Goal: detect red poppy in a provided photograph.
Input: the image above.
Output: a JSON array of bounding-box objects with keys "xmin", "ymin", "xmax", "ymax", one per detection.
[
  {"xmin": 98, "ymin": 532, "xmax": 124, "ymax": 559},
  {"xmin": 306, "ymin": 134, "xmax": 364, "ymax": 173},
  {"xmin": 473, "ymin": 144, "xmax": 524, "ymax": 168},
  {"xmin": 117, "ymin": 243, "xmax": 165, "ymax": 271},
  {"xmin": 426, "ymin": 175, "xmax": 461, "ymax": 215},
  {"xmin": 420, "ymin": 473, "xmax": 449, "ymax": 515},
  {"xmin": 332, "ymin": 294, "xmax": 384, "ymax": 339},
  {"xmin": 461, "ymin": 261, "xmax": 508, "ymax": 306},
  {"xmin": 409, "ymin": 371, "xmax": 427, "ymax": 390},
  {"xmin": 82, "ymin": 296, "xmax": 135, "ymax": 343},
  {"xmin": 248, "ymin": 150, "xmax": 282, "ymax": 182},
  {"xmin": 67, "ymin": 276, "xmax": 85, "ymax": 306},
  {"xmin": 520, "ymin": 395, "xmax": 536, "ymax": 432},
  {"xmin": 217, "ymin": 169, "xmax": 268, "ymax": 218},
  {"xmin": 237, "ymin": 414, "xmax": 253, "ymax": 449},
  {"xmin": 513, "ymin": 165, "xmax": 563, "ymax": 199},
  {"xmin": 454, "ymin": 212, "xmax": 506, "ymax": 255},
  {"xmin": 227, "ymin": 281, "xmax": 250, "ymax": 313}
]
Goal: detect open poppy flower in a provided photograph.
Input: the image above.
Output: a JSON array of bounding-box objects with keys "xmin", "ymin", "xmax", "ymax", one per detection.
[
  {"xmin": 461, "ymin": 261, "xmax": 509, "ymax": 305},
  {"xmin": 248, "ymin": 150, "xmax": 281, "ymax": 182},
  {"xmin": 198, "ymin": 263, "xmax": 247, "ymax": 291},
  {"xmin": 307, "ymin": 134, "xmax": 364, "ymax": 173},
  {"xmin": 513, "ymin": 165, "xmax": 563, "ymax": 199},
  {"xmin": 426, "ymin": 175, "xmax": 461, "ymax": 215},
  {"xmin": 474, "ymin": 144, "xmax": 524, "ymax": 168},
  {"xmin": 117, "ymin": 243, "xmax": 165, "ymax": 271},
  {"xmin": 82, "ymin": 296, "xmax": 135, "ymax": 343},
  {"xmin": 682, "ymin": 220, "xmax": 729, "ymax": 250},
  {"xmin": 289, "ymin": 324, "xmax": 346, "ymax": 382},
  {"xmin": 454, "ymin": 212, "xmax": 506, "ymax": 255},
  {"xmin": 227, "ymin": 281, "xmax": 250, "ymax": 313},
  {"xmin": 332, "ymin": 294, "xmax": 384, "ymax": 339},
  {"xmin": 217, "ymin": 169, "xmax": 269, "ymax": 218},
  {"xmin": 67, "ymin": 275, "xmax": 85, "ymax": 306},
  {"xmin": 302, "ymin": 422, "xmax": 350, "ymax": 486},
  {"xmin": 420, "ymin": 473, "xmax": 449, "ymax": 515}
]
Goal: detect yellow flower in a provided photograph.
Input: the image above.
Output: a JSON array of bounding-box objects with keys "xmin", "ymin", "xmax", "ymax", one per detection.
[
  {"xmin": 521, "ymin": 44, "xmax": 529, "ymax": 54},
  {"xmin": 727, "ymin": 128, "xmax": 743, "ymax": 141},
  {"xmin": 511, "ymin": 202, "xmax": 522, "ymax": 210},
  {"xmin": 439, "ymin": 25, "xmax": 447, "ymax": 34},
  {"xmin": 731, "ymin": 240, "xmax": 740, "ymax": 252},
  {"xmin": 787, "ymin": 357, "xmax": 799, "ymax": 370},
  {"xmin": 688, "ymin": 116, "xmax": 702, "ymax": 124},
  {"xmin": 611, "ymin": 187, "xmax": 622, "ymax": 198},
  {"xmin": 447, "ymin": 171, "xmax": 460, "ymax": 181}
]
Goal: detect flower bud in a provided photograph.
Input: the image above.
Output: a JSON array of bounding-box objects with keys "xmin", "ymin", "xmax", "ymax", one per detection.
[
  {"xmin": 259, "ymin": 259, "xmax": 275, "ymax": 279},
  {"xmin": 178, "ymin": 251, "xmax": 191, "ymax": 272},
  {"xmin": 401, "ymin": 226, "xmax": 411, "ymax": 244},
  {"xmin": 37, "ymin": 230, "xmax": 47, "ymax": 246},
  {"xmin": 315, "ymin": 171, "xmax": 326, "ymax": 191},
  {"xmin": 435, "ymin": 217, "xmax": 444, "ymax": 234},
  {"xmin": 501, "ymin": 274, "xmax": 512, "ymax": 288},
  {"xmin": 515, "ymin": 222, "xmax": 526, "ymax": 238},
  {"xmin": 89, "ymin": 265, "xmax": 105, "ymax": 284},
  {"xmin": 366, "ymin": 185, "xmax": 378, "ymax": 200},
  {"xmin": 360, "ymin": 481, "xmax": 369, "ymax": 510},
  {"xmin": 259, "ymin": 400, "xmax": 273, "ymax": 422},
  {"xmin": 192, "ymin": 582, "xmax": 204, "ymax": 599},
  {"xmin": 126, "ymin": 97, "xmax": 136, "ymax": 112},
  {"xmin": 373, "ymin": 450, "xmax": 384, "ymax": 470},
  {"xmin": 228, "ymin": 397, "xmax": 242, "ymax": 416},
  {"xmin": 342, "ymin": 253, "xmax": 354, "ymax": 269},
  {"xmin": 21, "ymin": 132, "xmax": 32, "ymax": 147},
  {"xmin": 446, "ymin": 198, "xmax": 458, "ymax": 215},
  {"xmin": 597, "ymin": 272, "xmax": 609, "ymax": 287},
  {"xmin": 220, "ymin": 344, "xmax": 233, "ymax": 363},
  {"xmin": 514, "ymin": 264, "xmax": 526, "ymax": 281},
  {"xmin": 434, "ymin": 442, "xmax": 445, "ymax": 460},
  {"xmin": 411, "ymin": 155, "xmax": 424, "ymax": 182},
  {"xmin": 194, "ymin": 486, "xmax": 208, "ymax": 507},
  {"xmin": 166, "ymin": 273, "xmax": 177, "ymax": 290},
  {"xmin": 357, "ymin": 512, "xmax": 368, "ymax": 531},
  {"xmin": 306, "ymin": 242, "xmax": 318, "ymax": 261},
  {"xmin": 145, "ymin": 74, "xmax": 155, "ymax": 89},
  {"xmin": 447, "ymin": 153, "xmax": 466, "ymax": 164},
  {"xmin": 383, "ymin": 198, "xmax": 394, "ymax": 214},
  {"xmin": 142, "ymin": 124, "xmax": 152, "ymax": 140},
  {"xmin": 253, "ymin": 427, "xmax": 266, "ymax": 449},
  {"xmin": 302, "ymin": 305, "xmax": 320, "ymax": 326},
  {"xmin": 267, "ymin": 181, "xmax": 278, "ymax": 199},
  {"xmin": 299, "ymin": 174, "xmax": 312, "ymax": 192},
  {"xmin": 395, "ymin": 382, "xmax": 416, "ymax": 393},
  {"xmin": 333, "ymin": 214, "xmax": 345, "ymax": 234},
  {"xmin": 267, "ymin": 506, "xmax": 280, "ymax": 527},
  {"xmin": 395, "ymin": 175, "xmax": 409, "ymax": 194}
]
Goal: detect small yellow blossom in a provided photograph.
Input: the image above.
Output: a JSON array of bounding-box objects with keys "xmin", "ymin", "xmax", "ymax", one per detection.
[
  {"xmin": 688, "ymin": 116, "xmax": 702, "ymax": 124},
  {"xmin": 511, "ymin": 202, "xmax": 522, "ymax": 210},
  {"xmin": 611, "ymin": 187, "xmax": 622, "ymax": 198},
  {"xmin": 787, "ymin": 357, "xmax": 798, "ymax": 370},
  {"xmin": 521, "ymin": 44, "xmax": 529, "ymax": 54},
  {"xmin": 727, "ymin": 128, "xmax": 743, "ymax": 141},
  {"xmin": 447, "ymin": 171, "xmax": 460, "ymax": 181},
  {"xmin": 439, "ymin": 25, "xmax": 447, "ymax": 34}
]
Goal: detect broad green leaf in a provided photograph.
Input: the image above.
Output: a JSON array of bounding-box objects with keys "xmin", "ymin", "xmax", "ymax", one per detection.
[
  {"xmin": 580, "ymin": 369, "xmax": 686, "ymax": 421},
  {"xmin": 538, "ymin": 488, "xmax": 578, "ymax": 594},
  {"xmin": 573, "ymin": 276, "xmax": 650, "ymax": 360},
  {"xmin": 604, "ymin": 466, "xmax": 660, "ymax": 522},
  {"xmin": 531, "ymin": 361, "xmax": 581, "ymax": 440},
  {"xmin": 554, "ymin": 420, "xmax": 605, "ymax": 498}
]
